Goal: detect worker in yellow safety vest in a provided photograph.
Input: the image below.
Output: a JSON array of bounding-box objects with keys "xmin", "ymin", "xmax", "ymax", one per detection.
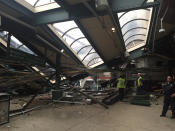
[
  {"xmin": 116, "ymin": 75, "xmax": 126, "ymax": 101},
  {"xmin": 136, "ymin": 73, "xmax": 144, "ymax": 95}
]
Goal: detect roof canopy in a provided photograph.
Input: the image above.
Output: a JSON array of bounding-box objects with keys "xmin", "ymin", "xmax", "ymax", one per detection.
[
  {"xmin": 0, "ymin": 0, "xmax": 163, "ymax": 77},
  {"xmin": 118, "ymin": 8, "xmax": 153, "ymax": 52},
  {"xmin": 52, "ymin": 20, "xmax": 104, "ymax": 68}
]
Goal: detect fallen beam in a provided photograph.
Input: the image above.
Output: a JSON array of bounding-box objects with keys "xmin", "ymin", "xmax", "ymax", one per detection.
[{"xmin": 71, "ymin": 86, "xmax": 109, "ymax": 109}]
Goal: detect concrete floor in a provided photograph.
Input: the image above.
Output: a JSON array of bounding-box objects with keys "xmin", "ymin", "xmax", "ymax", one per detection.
[{"xmin": 1, "ymin": 99, "xmax": 175, "ymax": 131}]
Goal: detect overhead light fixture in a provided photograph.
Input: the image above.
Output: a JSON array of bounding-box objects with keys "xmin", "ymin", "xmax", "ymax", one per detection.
[
  {"xmin": 159, "ymin": 0, "xmax": 170, "ymax": 33},
  {"xmin": 111, "ymin": 27, "xmax": 116, "ymax": 32},
  {"xmin": 61, "ymin": 49, "xmax": 64, "ymax": 52},
  {"xmin": 141, "ymin": 48, "xmax": 145, "ymax": 51},
  {"xmin": 146, "ymin": 0, "xmax": 154, "ymax": 3},
  {"xmin": 159, "ymin": 18, "xmax": 165, "ymax": 33}
]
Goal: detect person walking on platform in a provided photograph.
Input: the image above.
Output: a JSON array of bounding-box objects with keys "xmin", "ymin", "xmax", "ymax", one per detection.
[{"xmin": 160, "ymin": 75, "xmax": 175, "ymax": 118}]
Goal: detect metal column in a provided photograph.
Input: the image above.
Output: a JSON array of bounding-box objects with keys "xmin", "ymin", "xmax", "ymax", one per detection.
[{"xmin": 52, "ymin": 53, "xmax": 62, "ymax": 101}]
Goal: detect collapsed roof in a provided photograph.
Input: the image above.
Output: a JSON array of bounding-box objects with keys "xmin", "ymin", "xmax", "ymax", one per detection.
[{"xmin": 0, "ymin": 0, "xmax": 174, "ymax": 78}]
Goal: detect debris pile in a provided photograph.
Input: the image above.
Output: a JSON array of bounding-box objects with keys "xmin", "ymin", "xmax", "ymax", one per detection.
[{"xmin": 130, "ymin": 95, "xmax": 151, "ymax": 106}]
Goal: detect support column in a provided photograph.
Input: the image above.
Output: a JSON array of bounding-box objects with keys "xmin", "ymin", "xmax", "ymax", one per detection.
[{"xmin": 52, "ymin": 53, "xmax": 62, "ymax": 101}]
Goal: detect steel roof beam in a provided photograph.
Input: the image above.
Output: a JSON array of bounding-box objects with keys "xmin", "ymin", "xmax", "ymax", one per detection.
[
  {"xmin": 33, "ymin": 1, "xmax": 157, "ymax": 25},
  {"xmin": 34, "ymin": 8, "xmax": 71, "ymax": 25},
  {"xmin": 0, "ymin": 0, "xmax": 159, "ymax": 26},
  {"xmin": 108, "ymin": 0, "xmax": 159, "ymax": 13},
  {"xmin": 146, "ymin": 5, "xmax": 160, "ymax": 52},
  {"xmin": 0, "ymin": 0, "xmax": 33, "ymax": 18},
  {"xmin": 74, "ymin": 18, "xmax": 107, "ymax": 64}
]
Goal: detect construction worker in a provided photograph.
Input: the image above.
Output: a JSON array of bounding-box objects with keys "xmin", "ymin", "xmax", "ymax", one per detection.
[
  {"xmin": 160, "ymin": 75, "xmax": 175, "ymax": 118},
  {"xmin": 116, "ymin": 75, "xmax": 125, "ymax": 101},
  {"xmin": 136, "ymin": 73, "xmax": 144, "ymax": 95}
]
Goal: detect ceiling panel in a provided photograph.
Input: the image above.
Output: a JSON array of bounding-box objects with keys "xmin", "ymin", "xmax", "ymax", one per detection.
[{"xmin": 80, "ymin": 15, "xmax": 125, "ymax": 62}]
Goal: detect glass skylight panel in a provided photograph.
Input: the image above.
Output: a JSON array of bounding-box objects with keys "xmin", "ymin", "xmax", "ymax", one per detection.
[
  {"xmin": 21, "ymin": 0, "xmax": 60, "ymax": 12},
  {"xmin": 64, "ymin": 28, "xmax": 84, "ymax": 45},
  {"xmin": 11, "ymin": 36, "xmax": 23, "ymax": 48},
  {"xmin": 125, "ymin": 35, "xmax": 146, "ymax": 46},
  {"xmin": 119, "ymin": 9, "xmax": 150, "ymax": 27},
  {"xmin": 11, "ymin": 36, "xmax": 35, "ymax": 55},
  {"xmin": 117, "ymin": 8, "xmax": 153, "ymax": 52},
  {"xmin": 24, "ymin": 0, "xmax": 36, "ymax": 6},
  {"xmin": 71, "ymin": 39, "xmax": 91, "ymax": 53},
  {"xmin": 53, "ymin": 21, "xmax": 77, "ymax": 35},
  {"xmin": 83, "ymin": 53, "xmax": 100, "ymax": 65},
  {"xmin": 52, "ymin": 21, "xmax": 104, "ymax": 68},
  {"xmin": 0, "ymin": 31, "xmax": 36, "ymax": 55},
  {"xmin": 123, "ymin": 28, "xmax": 147, "ymax": 39},
  {"xmin": 24, "ymin": 0, "xmax": 57, "ymax": 7},
  {"xmin": 35, "ymin": 0, "xmax": 55, "ymax": 7},
  {"xmin": 122, "ymin": 20, "xmax": 148, "ymax": 35},
  {"xmin": 78, "ymin": 47, "xmax": 92, "ymax": 60}
]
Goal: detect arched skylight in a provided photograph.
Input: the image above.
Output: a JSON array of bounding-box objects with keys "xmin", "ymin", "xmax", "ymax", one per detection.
[
  {"xmin": 24, "ymin": 0, "xmax": 57, "ymax": 7},
  {"xmin": 16, "ymin": 0, "xmax": 60, "ymax": 12},
  {"xmin": 52, "ymin": 21, "xmax": 104, "ymax": 68},
  {"xmin": 118, "ymin": 8, "xmax": 153, "ymax": 52}
]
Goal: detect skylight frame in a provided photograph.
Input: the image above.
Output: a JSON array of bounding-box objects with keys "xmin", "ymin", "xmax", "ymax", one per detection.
[
  {"xmin": 117, "ymin": 8, "xmax": 153, "ymax": 52},
  {"xmin": 24, "ymin": 0, "xmax": 57, "ymax": 7},
  {"xmin": 15, "ymin": 0, "xmax": 60, "ymax": 13},
  {"xmin": 49, "ymin": 20, "xmax": 104, "ymax": 68},
  {"xmin": 0, "ymin": 31, "xmax": 36, "ymax": 55}
]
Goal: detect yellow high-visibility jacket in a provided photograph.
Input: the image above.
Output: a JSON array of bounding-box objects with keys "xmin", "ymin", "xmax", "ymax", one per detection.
[
  {"xmin": 137, "ymin": 76, "xmax": 143, "ymax": 87},
  {"xmin": 117, "ymin": 78, "xmax": 125, "ymax": 88}
]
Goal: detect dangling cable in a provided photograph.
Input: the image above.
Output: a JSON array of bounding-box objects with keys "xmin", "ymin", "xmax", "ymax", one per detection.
[
  {"xmin": 159, "ymin": 0, "xmax": 170, "ymax": 32},
  {"xmin": 161, "ymin": 0, "xmax": 170, "ymax": 21}
]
